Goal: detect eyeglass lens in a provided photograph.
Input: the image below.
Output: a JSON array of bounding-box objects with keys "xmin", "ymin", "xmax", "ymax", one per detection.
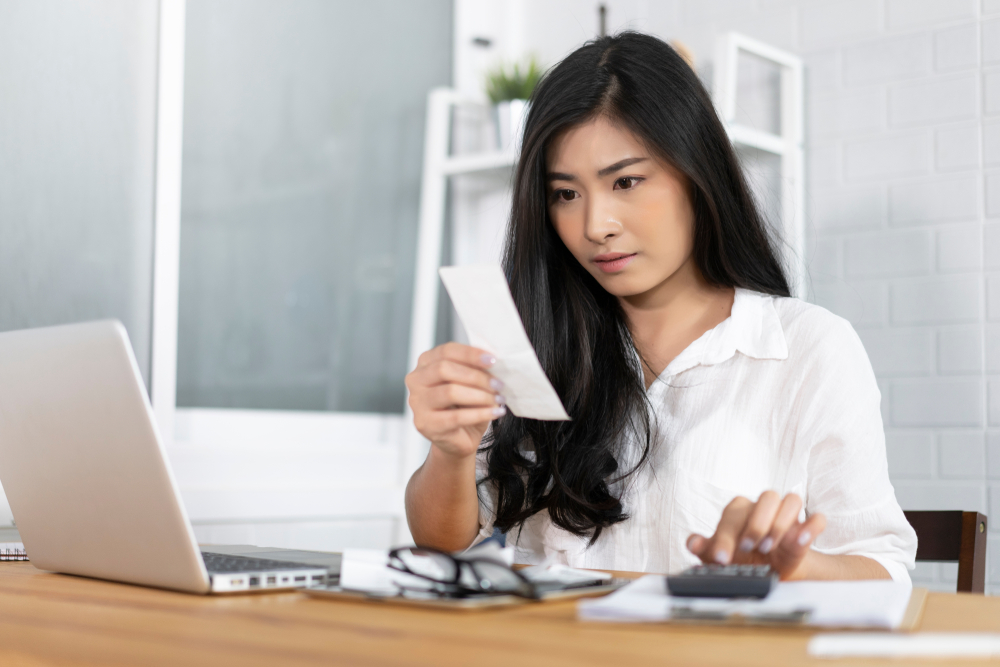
[
  {"xmin": 468, "ymin": 561, "xmax": 535, "ymax": 597},
  {"xmin": 393, "ymin": 548, "xmax": 458, "ymax": 582}
]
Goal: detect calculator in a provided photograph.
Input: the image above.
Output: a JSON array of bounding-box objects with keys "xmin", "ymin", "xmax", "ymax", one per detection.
[{"xmin": 666, "ymin": 564, "xmax": 778, "ymax": 599}]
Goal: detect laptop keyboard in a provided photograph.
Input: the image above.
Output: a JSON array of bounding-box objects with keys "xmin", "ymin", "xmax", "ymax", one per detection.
[{"xmin": 201, "ymin": 552, "xmax": 323, "ymax": 573}]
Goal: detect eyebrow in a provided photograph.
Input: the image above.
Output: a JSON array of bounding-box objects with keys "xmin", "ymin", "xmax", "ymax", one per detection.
[
  {"xmin": 598, "ymin": 157, "xmax": 648, "ymax": 177},
  {"xmin": 546, "ymin": 157, "xmax": 650, "ymax": 182}
]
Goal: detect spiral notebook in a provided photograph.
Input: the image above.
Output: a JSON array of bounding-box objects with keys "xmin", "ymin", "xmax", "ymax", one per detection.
[{"xmin": 0, "ymin": 542, "xmax": 27, "ymax": 561}]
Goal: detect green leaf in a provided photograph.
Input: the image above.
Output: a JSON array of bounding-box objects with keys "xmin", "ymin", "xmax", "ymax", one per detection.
[{"xmin": 484, "ymin": 57, "xmax": 542, "ymax": 104}]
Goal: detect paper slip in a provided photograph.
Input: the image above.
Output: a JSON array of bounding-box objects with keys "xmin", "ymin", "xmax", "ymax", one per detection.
[
  {"xmin": 809, "ymin": 633, "xmax": 1000, "ymax": 659},
  {"xmin": 578, "ymin": 575, "xmax": 913, "ymax": 629},
  {"xmin": 439, "ymin": 264, "xmax": 570, "ymax": 421}
]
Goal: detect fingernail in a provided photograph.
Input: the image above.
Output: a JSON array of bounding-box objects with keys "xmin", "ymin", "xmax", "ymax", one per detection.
[
  {"xmin": 714, "ymin": 549, "xmax": 729, "ymax": 565},
  {"xmin": 491, "ymin": 406, "xmax": 506, "ymax": 418},
  {"xmin": 495, "ymin": 394, "xmax": 506, "ymax": 406},
  {"xmin": 758, "ymin": 537, "xmax": 774, "ymax": 554},
  {"xmin": 489, "ymin": 378, "xmax": 504, "ymax": 391},
  {"xmin": 738, "ymin": 537, "xmax": 754, "ymax": 553},
  {"xmin": 797, "ymin": 531, "xmax": 812, "ymax": 547},
  {"xmin": 481, "ymin": 354, "xmax": 497, "ymax": 367},
  {"xmin": 686, "ymin": 536, "xmax": 699, "ymax": 552}
]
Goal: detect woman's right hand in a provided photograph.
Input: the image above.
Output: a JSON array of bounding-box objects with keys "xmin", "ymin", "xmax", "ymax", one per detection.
[{"xmin": 405, "ymin": 342, "xmax": 507, "ymax": 460}]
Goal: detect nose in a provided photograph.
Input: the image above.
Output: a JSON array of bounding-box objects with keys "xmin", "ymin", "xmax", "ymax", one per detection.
[{"xmin": 583, "ymin": 196, "xmax": 623, "ymax": 244}]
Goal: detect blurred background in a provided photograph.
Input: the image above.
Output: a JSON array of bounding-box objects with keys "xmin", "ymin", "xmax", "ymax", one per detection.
[{"xmin": 0, "ymin": 0, "xmax": 996, "ymax": 592}]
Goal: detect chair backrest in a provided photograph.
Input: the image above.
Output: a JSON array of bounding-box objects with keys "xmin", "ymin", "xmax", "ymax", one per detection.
[{"xmin": 903, "ymin": 510, "xmax": 987, "ymax": 594}]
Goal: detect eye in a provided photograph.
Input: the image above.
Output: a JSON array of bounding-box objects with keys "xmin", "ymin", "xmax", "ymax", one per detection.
[
  {"xmin": 614, "ymin": 176, "xmax": 641, "ymax": 190},
  {"xmin": 551, "ymin": 189, "xmax": 579, "ymax": 203}
]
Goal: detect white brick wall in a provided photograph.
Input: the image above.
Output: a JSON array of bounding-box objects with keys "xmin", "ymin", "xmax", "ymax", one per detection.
[
  {"xmin": 935, "ymin": 124, "xmax": 980, "ymax": 174},
  {"xmin": 501, "ymin": 0, "xmax": 1000, "ymax": 592},
  {"xmin": 796, "ymin": 0, "xmax": 996, "ymax": 593},
  {"xmin": 633, "ymin": 0, "xmax": 998, "ymax": 593},
  {"xmin": 936, "ymin": 24, "xmax": 979, "ymax": 70}
]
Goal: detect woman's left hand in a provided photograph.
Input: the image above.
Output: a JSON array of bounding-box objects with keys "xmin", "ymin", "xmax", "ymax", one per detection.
[{"xmin": 685, "ymin": 491, "xmax": 826, "ymax": 580}]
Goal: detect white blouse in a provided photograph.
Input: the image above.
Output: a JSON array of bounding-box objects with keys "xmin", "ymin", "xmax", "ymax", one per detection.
[{"xmin": 473, "ymin": 288, "xmax": 918, "ymax": 583}]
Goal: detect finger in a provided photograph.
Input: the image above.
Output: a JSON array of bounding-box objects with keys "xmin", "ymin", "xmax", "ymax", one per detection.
[
  {"xmin": 736, "ymin": 490, "xmax": 781, "ymax": 555},
  {"xmin": 416, "ymin": 359, "xmax": 502, "ymax": 393},
  {"xmin": 423, "ymin": 384, "xmax": 505, "ymax": 411},
  {"xmin": 705, "ymin": 497, "xmax": 753, "ymax": 565},
  {"xmin": 772, "ymin": 513, "xmax": 827, "ymax": 579},
  {"xmin": 759, "ymin": 493, "xmax": 803, "ymax": 555},
  {"xmin": 418, "ymin": 342, "xmax": 496, "ymax": 371},
  {"xmin": 417, "ymin": 406, "xmax": 507, "ymax": 438},
  {"xmin": 686, "ymin": 533, "xmax": 707, "ymax": 558}
]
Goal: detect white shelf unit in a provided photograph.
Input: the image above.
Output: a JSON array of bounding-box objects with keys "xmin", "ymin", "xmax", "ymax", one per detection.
[
  {"xmin": 406, "ymin": 89, "xmax": 516, "ymax": 384},
  {"xmin": 713, "ymin": 32, "xmax": 806, "ymax": 297},
  {"xmin": 402, "ymin": 88, "xmax": 517, "ymax": 480}
]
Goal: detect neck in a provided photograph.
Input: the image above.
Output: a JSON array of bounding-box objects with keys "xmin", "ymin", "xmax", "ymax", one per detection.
[{"xmin": 618, "ymin": 258, "xmax": 735, "ymax": 387}]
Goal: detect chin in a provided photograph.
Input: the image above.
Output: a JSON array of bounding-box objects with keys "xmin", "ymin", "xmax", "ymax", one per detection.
[{"xmin": 594, "ymin": 274, "xmax": 654, "ymax": 298}]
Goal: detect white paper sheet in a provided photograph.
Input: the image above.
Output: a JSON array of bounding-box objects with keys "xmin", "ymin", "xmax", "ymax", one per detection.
[
  {"xmin": 809, "ymin": 633, "xmax": 1000, "ymax": 659},
  {"xmin": 577, "ymin": 575, "xmax": 672, "ymax": 621},
  {"xmin": 338, "ymin": 549, "xmax": 414, "ymax": 594},
  {"xmin": 519, "ymin": 562, "xmax": 613, "ymax": 585},
  {"xmin": 338, "ymin": 544, "xmax": 606, "ymax": 596},
  {"xmin": 339, "ymin": 543, "xmax": 517, "ymax": 595},
  {"xmin": 439, "ymin": 264, "xmax": 570, "ymax": 421},
  {"xmin": 578, "ymin": 575, "xmax": 913, "ymax": 629}
]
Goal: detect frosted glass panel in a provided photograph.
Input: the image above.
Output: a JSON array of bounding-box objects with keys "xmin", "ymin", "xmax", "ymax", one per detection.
[
  {"xmin": 735, "ymin": 50, "xmax": 782, "ymax": 135},
  {"xmin": 177, "ymin": 1, "xmax": 452, "ymax": 412},
  {"xmin": 0, "ymin": 1, "xmax": 158, "ymax": 385}
]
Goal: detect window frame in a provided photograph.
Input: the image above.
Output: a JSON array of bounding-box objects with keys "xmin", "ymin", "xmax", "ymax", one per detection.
[{"xmin": 149, "ymin": 0, "xmax": 411, "ymax": 539}]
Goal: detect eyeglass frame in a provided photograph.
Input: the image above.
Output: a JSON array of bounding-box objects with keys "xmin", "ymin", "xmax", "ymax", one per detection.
[{"xmin": 387, "ymin": 546, "xmax": 540, "ymax": 600}]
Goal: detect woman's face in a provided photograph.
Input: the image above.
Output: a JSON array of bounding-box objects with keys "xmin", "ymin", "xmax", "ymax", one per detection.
[{"xmin": 546, "ymin": 116, "xmax": 698, "ymax": 302}]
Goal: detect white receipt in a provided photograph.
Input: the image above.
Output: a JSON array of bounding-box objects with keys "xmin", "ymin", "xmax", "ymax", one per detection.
[
  {"xmin": 809, "ymin": 633, "xmax": 1000, "ymax": 659},
  {"xmin": 439, "ymin": 264, "xmax": 570, "ymax": 421}
]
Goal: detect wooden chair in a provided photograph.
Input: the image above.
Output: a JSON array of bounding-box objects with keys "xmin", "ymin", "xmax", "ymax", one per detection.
[{"xmin": 903, "ymin": 511, "xmax": 988, "ymax": 594}]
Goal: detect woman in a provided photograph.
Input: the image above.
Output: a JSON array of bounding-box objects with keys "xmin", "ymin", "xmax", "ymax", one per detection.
[{"xmin": 405, "ymin": 32, "xmax": 917, "ymax": 582}]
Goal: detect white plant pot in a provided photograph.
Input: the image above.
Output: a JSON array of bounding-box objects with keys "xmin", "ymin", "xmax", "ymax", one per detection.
[{"xmin": 493, "ymin": 99, "xmax": 529, "ymax": 154}]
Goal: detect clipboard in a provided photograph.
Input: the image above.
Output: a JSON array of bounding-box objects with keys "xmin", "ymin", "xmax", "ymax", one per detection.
[{"xmin": 304, "ymin": 578, "xmax": 631, "ymax": 611}]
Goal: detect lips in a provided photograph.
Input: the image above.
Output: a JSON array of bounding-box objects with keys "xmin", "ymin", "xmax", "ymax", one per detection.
[{"xmin": 592, "ymin": 252, "xmax": 637, "ymax": 273}]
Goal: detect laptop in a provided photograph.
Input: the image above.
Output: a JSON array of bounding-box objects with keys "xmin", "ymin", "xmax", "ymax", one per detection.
[{"xmin": 0, "ymin": 319, "xmax": 330, "ymax": 594}]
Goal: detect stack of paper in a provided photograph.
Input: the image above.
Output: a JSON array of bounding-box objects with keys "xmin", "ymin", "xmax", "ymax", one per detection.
[{"xmin": 578, "ymin": 575, "xmax": 914, "ymax": 629}]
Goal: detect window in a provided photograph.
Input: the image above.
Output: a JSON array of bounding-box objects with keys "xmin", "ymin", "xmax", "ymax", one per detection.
[
  {"xmin": 0, "ymin": 0, "xmax": 452, "ymax": 549},
  {"xmin": 0, "ymin": 0, "xmax": 160, "ymax": 527}
]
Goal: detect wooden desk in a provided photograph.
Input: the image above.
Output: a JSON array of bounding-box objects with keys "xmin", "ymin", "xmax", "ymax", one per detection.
[{"xmin": 1, "ymin": 562, "xmax": 998, "ymax": 667}]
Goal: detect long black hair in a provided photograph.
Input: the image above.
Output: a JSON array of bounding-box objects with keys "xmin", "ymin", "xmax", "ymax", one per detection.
[{"xmin": 481, "ymin": 32, "xmax": 791, "ymax": 543}]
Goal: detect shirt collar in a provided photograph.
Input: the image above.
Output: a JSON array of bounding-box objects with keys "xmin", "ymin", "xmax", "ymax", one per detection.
[{"xmin": 661, "ymin": 288, "xmax": 789, "ymax": 378}]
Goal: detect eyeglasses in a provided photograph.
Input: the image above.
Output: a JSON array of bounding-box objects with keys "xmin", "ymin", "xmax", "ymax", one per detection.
[{"xmin": 387, "ymin": 546, "xmax": 540, "ymax": 599}]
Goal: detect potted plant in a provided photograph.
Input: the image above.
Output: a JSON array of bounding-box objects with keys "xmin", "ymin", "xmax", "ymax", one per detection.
[{"xmin": 485, "ymin": 57, "xmax": 541, "ymax": 153}]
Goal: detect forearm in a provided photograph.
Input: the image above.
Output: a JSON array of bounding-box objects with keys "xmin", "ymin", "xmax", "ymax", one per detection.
[
  {"xmin": 797, "ymin": 552, "xmax": 891, "ymax": 581},
  {"xmin": 404, "ymin": 446, "xmax": 481, "ymax": 552}
]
